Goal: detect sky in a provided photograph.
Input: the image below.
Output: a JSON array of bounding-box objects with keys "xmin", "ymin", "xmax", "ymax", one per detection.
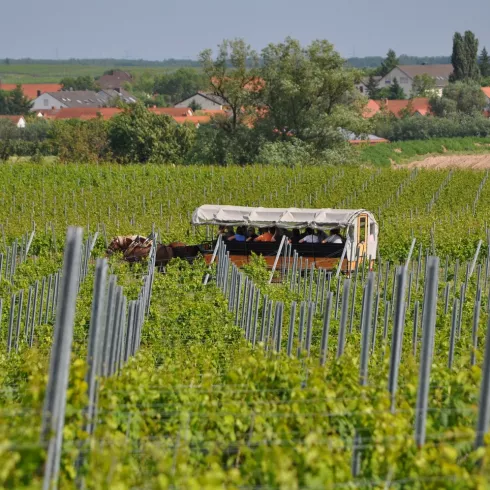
[{"xmin": 2, "ymin": 0, "xmax": 490, "ymax": 60}]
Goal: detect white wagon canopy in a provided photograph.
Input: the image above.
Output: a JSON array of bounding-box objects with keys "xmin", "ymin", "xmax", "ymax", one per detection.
[{"xmin": 192, "ymin": 205, "xmax": 379, "ymax": 262}]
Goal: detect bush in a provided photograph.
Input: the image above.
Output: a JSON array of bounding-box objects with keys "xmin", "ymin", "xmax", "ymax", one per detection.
[
  {"xmin": 0, "ymin": 119, "xmax": 51, "ymax": 160},
  {"xmin": 49, "ymin": 118, "xmax": 110, "ymax": 163},
  {"xmin": 256, "ymin": 139, "xmax": 314, "ymax": 165},
  {"xmin": 187, "ymin": 123, "xmax": 263, "ymax": 165},
  {"xmin": 374, "ymin": 114, "xmax": 490, "ymax": 141},
  {"xmin": 108, "ymin": 104, "xmax": 195, "ymax": 164}
]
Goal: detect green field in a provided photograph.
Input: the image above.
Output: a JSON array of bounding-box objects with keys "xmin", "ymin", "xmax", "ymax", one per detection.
[
  {"xmin": 0, "ymin": 64, "xmax": 179, "ymax": 83},
  {"xmin": 2, "ymin": 162, "xmax": 490, "ymax": 488}
]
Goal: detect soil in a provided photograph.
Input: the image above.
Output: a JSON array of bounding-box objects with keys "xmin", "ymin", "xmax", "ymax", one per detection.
[{"xmin": 399, "ymin": 154, "xmax": 490, "ymax": 170}]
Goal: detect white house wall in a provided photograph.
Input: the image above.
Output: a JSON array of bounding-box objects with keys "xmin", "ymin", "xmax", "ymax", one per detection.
[
  {"xmin": 378, "ymin": 67, "xmax": 414, "ymax": 97},
  {"xmin": 31, "ymin": 93, "xmax": 66, "ymax": 111},
  {"xmin": 175, "ymin": 94, "xmax": 223, "ymax": 110}
]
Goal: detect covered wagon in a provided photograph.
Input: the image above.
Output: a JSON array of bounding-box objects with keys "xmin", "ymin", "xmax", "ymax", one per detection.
[{"xmin": 191, "ymin": 205, "xmax": 378, "ymax": 274}]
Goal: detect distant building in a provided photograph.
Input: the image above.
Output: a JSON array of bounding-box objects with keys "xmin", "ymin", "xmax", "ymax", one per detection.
[
  {"xmin": 97, "ymin": 89, "xmax": 138, "ymax": 105},
  {"xmin": 31, "ymin": 90, "xmax": 106, "ymax": 110},
  {"xmin": 97, "ymin": 70, "xmax": 133, "ymax": 90},
  {"xmin": 150, "ymin": 107, "xmax": 194, "ymax": 117},
  {"xmin": 377, "ymin": 65, "xmax": 453, "ymax": 97},
  {"xmin": 363, "ymin": 98, "xmax": 431, "ymax": 118},
  {"xmin": 40, "ymin": 107, "xmax": 123, "ymax": 120},
  {"xmin": 0, "ymin": 115, "xmax": 26, "ymax": 128},
  {"xmin": 481, "ymin": 87, "xmax": 490, "ymax": 112},
  {"xmin": 175, "ymin": 92, "xmax": 228, "ymax": 110},
  {"xmin": 31, "ymin": 88, "xmax": 137, "ymax": 111},
  {"xmin": 355, "ymin": 76, "xmax": 381, "ymax": 95}
]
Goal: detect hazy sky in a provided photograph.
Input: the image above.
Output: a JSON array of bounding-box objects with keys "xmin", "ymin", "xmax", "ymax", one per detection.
[{"xmin": 2, "ymin": 0, "xmax": 490, "ymax": 60}]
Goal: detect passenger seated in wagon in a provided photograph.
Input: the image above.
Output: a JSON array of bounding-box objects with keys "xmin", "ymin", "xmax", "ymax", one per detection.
[
  {"xmin": 322, "ymin": 228, "xmax": 343, "ymax": 244},
  {"xmin": 227, "ymin": 226, "xmax": 247, "ymax": 242},
  {"xmin": 254, "ymin": 227, "xmax": 275, "ymax": 242},
  {"xmin": 246, "ymin": 227, "xmax": 258, "ymax": 242},
  {"xmin": 299, "ymin": 228, "xmax": 319, "ymax": 244},
  {"xmin": 218, "ymin": 225, "xmax": 235, "ymax": 239}
]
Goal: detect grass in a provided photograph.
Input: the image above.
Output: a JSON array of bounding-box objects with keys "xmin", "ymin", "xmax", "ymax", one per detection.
[
  {"xmin": 0, "ymin": 64, "xmax": 179, "ymax": 84},
  {"xmin": 357, "ymin": 137, "xmax": 490, "ymax": 166}
]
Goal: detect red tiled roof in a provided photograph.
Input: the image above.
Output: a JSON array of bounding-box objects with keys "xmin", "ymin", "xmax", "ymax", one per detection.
[
  {"xmin": 0, "ymin": 115, "xmax": 24, "ymax": 123},
  {"xmin": 149, "ymin": 107, "xmax": 194, "ymax": 117},
  {"xmin": 384, "ymin": 98, "xmax": 430, "ymax": 118},
  {"xmin": 363, "ymin": 100, "xmax": 381, "ymax": 118},
  {"xmin": 41, "ymin": 107, "xmax": 122, "ymax": 120},
  {"xmin": 0, "ymin": 83, "xmax": 62, "ymax": 99},
  {"xmin": 368, "ymin": 98, "xmax": 431, "ymax": 118},
  {"xmin": 173, "ymin": 115, "xmax": 212, "ymax": 126},
  {"xmin": 481, "ymin": 87, "xmax": 490, "ymax": 98},
  {"xmin": 39, "ymin": 107, "xmax": 211, "ymax": 126}
]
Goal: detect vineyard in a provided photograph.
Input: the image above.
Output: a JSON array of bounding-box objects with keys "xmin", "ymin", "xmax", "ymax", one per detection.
[{"xmin": 2, "ymin": 161, "xmax": 490, "ymax": 489}]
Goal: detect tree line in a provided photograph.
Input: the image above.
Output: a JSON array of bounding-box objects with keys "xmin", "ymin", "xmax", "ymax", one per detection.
[{"xmin": 2, "ymin": 33, "xmax": 490, "ymax": 163}]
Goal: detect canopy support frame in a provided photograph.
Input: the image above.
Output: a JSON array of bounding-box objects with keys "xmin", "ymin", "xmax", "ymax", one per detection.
[{"xmin": 268, "ymin": 235, "xmax": 287, "ymax": 284}]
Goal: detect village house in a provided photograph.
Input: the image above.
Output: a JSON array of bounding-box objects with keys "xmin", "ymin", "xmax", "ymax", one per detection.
[
  {"xmin": 355, "ymin": 76, "xmax": 381, "ymax": 95},
  {"xmin": 31, "ymin": 90, "xmax": 107, "ymax": 110},
  {"xmin": 97, "ymin": 70, "xmax": 133, "ymax": 90},
  {"xmin": 0, "ymin": 115, "xmax": 26, "ymax": 128},
  {"xmin": 31, "ymin": 89, "xmax": 138, "ymax": 111},
  {"xmin": 377, "ymin": 64, "xmax": 453, "ymax": 97},
  {"xmin": 481, "ymin": 87, "xmax": 490, "ymax": 112},
  {"xmin": 37, "ymin": 106, "xmax": 213, "ymax": 128},
  {"xmin": 356, "ymin": 65, "xmax": 453, "ymax": 97},
  {"xmin": 175, "ymin": 92, "xmax": 228, "ymax": 110}
]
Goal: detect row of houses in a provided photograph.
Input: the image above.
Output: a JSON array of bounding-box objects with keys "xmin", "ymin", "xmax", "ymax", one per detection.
[
  {"xmin": 31, "ymin": 88, "xmax": 137, "ymax": 111},
  {"xmin": 362, "ymin": 86, "xmax": 490, "ymax": 118},
  {"xmin": 0, "ymin": 107, "xmax": 223, "ymax": 128}
]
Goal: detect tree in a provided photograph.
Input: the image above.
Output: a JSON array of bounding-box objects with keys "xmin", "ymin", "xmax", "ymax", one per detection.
[
  {"xmin": 130, "ymin": 71, "xmax": 155, "ymax": 96},
  {"xmin": 450, "ymin": 31, "xmax": 480, "ymax": 82},
  {"xmin": 108, "ymin": 103, "xmax": 194, "ymax": 163},
  {"xmin": 388, "ymin": 78, "xmax": 405, "ymax": 100},
  {"xmin": 256, "ymin": 37, "xmax": 370, "ymax": 153},
  {"xmin": 366, "ymin": 75, "xmax": 380, "ymax": 99},
  {"xmin": 411, "ymin": 74, "xmax": 436, "ymax": 97},
  {"xmin": 378, "ymin": 49, "xmax": 399, "ymax": 77},
  {"xmin": 188, "ymin": 100, "xmax": 202, "ymax": 112},
  {"xmin": 49, "ymin": 118, "xmax": 110, "ymax": 163},
  {"xmin": 430, "ymin": 81, "xmax": 485, "ymax": 116},
  {"xmin": 60, "ymin": 75, "xmax": 97, "ymax": 91},
  {"xmin": 153, "ymin": 68, "xmax": 208, "ymax": 104},
  {"xmin": 199, "ymin": 39, "xmax": 260, "ymax": 131},
  {"xmin": 0, "ymin": 85, "xmax": 33, "ymax": 115},
  {"xmin": 479, "ymin": 47, "xmax": 490, "ymax": 77}
]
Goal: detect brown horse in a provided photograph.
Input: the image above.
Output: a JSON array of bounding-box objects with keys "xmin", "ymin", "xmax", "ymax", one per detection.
[
  {"xmin": 107, "ymin": 236, "xmax": 200, "ymax": 267},
  {"xmin": 106, "ymin": 235, "xmax": 147, "ymax": 255}
]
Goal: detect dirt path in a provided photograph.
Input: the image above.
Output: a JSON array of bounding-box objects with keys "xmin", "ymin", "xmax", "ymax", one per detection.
[{"xmin": 401, "ymin": 154, "xmax": 490, "ymax": 169}]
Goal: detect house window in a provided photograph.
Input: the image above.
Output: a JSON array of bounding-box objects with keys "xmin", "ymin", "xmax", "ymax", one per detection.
[
  {"xmin": 400, "ymin": 77, "xmax": 409, "ymax": 84},
  {"xmin": 44, "ymin": 99, "xmax": 49, "ymax": 107},
  {"xmin": 385, "ymin": 79, "xmax": 391, "ymax": 85}
]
